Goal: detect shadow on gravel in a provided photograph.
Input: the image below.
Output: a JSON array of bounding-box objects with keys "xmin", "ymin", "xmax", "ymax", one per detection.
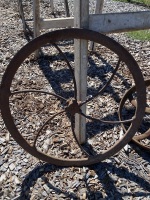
[
  {"xmin": 36, "ymin": 49, "xmax": 131, "ymax": 131},
  {"xmin": 34, "ymin": 49, "xmax": 149, "ymax": 156},
  {"xmin": 37, "ymin": 50, "xmax": 131, "ymax": 101},
  {"xmin": 18, "ymin": 40, "xmax": 150, "ymax": 200},
  {"xmin": 19, "ymin": 162, "xmax": 150, "ymax": 200},
  {"xmin": 129, "ymin": 142, "xmax": 150, "ymax": 163}
]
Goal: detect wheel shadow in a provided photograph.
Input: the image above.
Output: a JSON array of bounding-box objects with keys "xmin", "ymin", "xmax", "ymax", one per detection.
[
  {"xmin": 37, "ymin": 52, "xmax": 75, "ymax": 99},
  {"xmin": 37, "ymin": 49, "xmax": 131, "ymax": 99},
  {"xmin": 19, "ymin": 161, "xmax": 150, "ymax": 199}
]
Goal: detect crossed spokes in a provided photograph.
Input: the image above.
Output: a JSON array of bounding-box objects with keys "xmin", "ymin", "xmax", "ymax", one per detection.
[
  {"xmin": 1, "ymin": 29, "xmax": 146, "ymax": 166},
  {"xmin": 9, "ymin": 50, "xmax": 134, "ymax": 158}
]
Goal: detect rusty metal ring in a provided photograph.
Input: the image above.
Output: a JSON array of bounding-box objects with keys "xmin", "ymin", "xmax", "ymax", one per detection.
[
  {"xmin": 0, "ymin": 28, "xmax": 146, "ymax": 166},
  {"xmin": 118, "ymin": 79, "xmax": 150, "ymax": 151}
]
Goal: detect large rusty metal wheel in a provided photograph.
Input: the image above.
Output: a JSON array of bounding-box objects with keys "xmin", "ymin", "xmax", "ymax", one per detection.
[
  {"xmin": 0, "ymin": 28, "xmax": 146, "ymax": 166},
  {"xmin": 119, "ymin": 79, "xmax": 150, "ymax": 151}
]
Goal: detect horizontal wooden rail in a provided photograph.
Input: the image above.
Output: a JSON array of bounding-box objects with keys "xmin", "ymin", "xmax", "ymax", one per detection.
[
  {"xmin": 40, "ymin": 11, "xmax": 150, "ymax": 33},
  {"xmin": 40, "ymin": 17, "xmax": 73, "ymax": 29},
  {"xmin": 89, "ymin": 11, "xmax": 150, "ymax": 33}
]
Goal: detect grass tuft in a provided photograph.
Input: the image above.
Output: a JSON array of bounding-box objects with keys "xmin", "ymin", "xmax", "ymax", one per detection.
[
  {"xmin": 114, "ymin": 0, "xmax": 150, "ymax": 6},
  {"xmin": 127, "ymin": 30, "xmax": 150, "ymax": 41},
  {"xmin": 114, "ymin": 0, "xmax": 150, "ymax": 41}
]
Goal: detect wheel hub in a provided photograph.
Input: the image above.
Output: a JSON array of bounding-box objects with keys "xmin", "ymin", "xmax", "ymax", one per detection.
[{"xmin": 65, "ymin": 99, "xmax": 81, "ymax": 115}]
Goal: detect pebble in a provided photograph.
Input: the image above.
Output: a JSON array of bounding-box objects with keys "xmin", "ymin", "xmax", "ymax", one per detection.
[
  {"xmin": 5, "ymin": 132, "xmax": 10, "ymax": 142},
  {"xmin": 43, "ymin": 184, "xmax": 50, "ymax": 193},
  {"xmin": 0, "ymin": 174, "xmax": 6, "ymax": 182},
  {"xmin": 42, "ymin": 191, "xmax": 47, "ymax": 197},
  {"xmin": 0, "ymin": 138, "xmax": 5, "ymax": 145},
  {"xmin": 0, "ymin": 156, "xmax": 4, "ymax": 166},
  {"xmin": 9, "ymin": 163, "xmax": 16, "ymax": 171},
  {"xmin": 13, "ymin": 176, "xmax": 21, "ymax": 185}
]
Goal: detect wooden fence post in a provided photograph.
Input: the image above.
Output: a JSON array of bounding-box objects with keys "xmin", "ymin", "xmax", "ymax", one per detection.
[
  {"xmin": 50, "ymin": 0, "xmax": 54, "ymax": 13},
  {"xmin": 33, "ymin": 0, "xmax": 40, "ymax": 38},
  {"xmin": 33, "ymin": 0, "xmax": 40, "ymax": 56},
  {"xmin": 64, "ymin": 0, "xmax": 70, "ymax": 17},
  {"xmin": 74, "ymin": 0, "xmax": 89, "ymax": 144},
  {"xmin": 95, "ymin": 0, "xmax": 104, "ymax": 14},
  {"xmin": 90, "ymin": 0, "xmax": 104, "ymax": 50}
]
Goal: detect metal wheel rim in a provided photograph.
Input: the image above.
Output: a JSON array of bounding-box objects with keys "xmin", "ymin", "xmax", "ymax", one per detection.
[
  {"xmin": 0, "ymin": 28, "xmax": 146, "ymax": 166},
  {"xmin": 118, "ymin": 79, "xmax": 150, "ymax": 151}
]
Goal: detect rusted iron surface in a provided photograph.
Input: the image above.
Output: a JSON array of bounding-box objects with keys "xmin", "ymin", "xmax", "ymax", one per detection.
[
  {"xmin": 0, "ymin": 28, "xmax": 146, "ymax": 166},
  {"xmin": 119, "ymin": 79, "xmax": 150, "ymax": 151}
]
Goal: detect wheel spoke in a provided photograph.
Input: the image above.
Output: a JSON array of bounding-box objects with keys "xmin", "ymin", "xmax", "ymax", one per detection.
[
  {"xmin": 80, "ymin": 58, "xmax": 121, "ymax": 106},
  {"xmin": 133, "ymin": 128, "xmax": 150, "ymax": 141},
  {"xmin": 18, "ymin": 0, "xmax": 33, "ymax": 37},
  {"xmin": 129, "ymin": 96, "xmax": 150, "ymax": 114},
  {"xmin": 80, "ymin": 111, "xmax": 134, "ymax": 124},
  {"xmin": 1, "ymin": 28, "xmax": 146, "ymax": 166},
  {"xmin": 52, "ymin": 43, "xmax": 77, "ymax": 99},
  {"xmin": 10, "ymin": 89, "xmax": 67, "ymax": 101},
  {"xmin": 33, "ymin": 110, "xmax": 65, "ymax": 148}
]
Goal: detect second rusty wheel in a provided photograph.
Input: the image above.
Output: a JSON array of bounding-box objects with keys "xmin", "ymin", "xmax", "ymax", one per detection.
[
  {"xmin": 119, "ymin": 79, "xmax": 150, "ymax": 151},
  {"xmin": 0, "ymin": 28, "xmax": 146, "ymax": 166}
]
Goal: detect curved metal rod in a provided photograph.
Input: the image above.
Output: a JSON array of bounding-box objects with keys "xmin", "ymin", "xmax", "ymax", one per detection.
[
  {"xmin": 80, "ymin": 58, "xmax": 121, "ymax": 106},
  {"xmin": 128, "ymin": 79, "xmax": 150, "ymax": 114},
  {"xmin": 18, "ymin": 0, "xmax": 33, "ymax": 36},
  {"xmin": 33, "ymin": 110, "xmax": 65, "ymax": 148},
  {"xmin": 80, "ymin": 111, "xmax": 135, "ymax": 124},
  {"xmin": 10, "ymin": 89, "xmax": 67, "ymax": 101},
  {"xmin": 134, "ymin": 128, "xmax": 150, "ymax": 140},
  {"xmin": 129, "ymin": 98, "xmax": 150, "ymax": 114},
  {"xmin": 70, "ymin": 116, "xmax": 90, "ymax": 157},
  {"xmin": 118, "ymin": 79, "xmax": 150, "ymax": 151},
  {"xmin": 52, "ymin": 43, "xmax": 77, "ymax": 99},
  {"xmin": 132, "ymin": 138, "xmax": 150, "ymax": 152}
]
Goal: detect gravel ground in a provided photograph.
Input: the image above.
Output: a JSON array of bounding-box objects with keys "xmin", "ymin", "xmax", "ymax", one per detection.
[{"xmin": 0, "ymin": 0, "xmax": 150, "ymax": 200}]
